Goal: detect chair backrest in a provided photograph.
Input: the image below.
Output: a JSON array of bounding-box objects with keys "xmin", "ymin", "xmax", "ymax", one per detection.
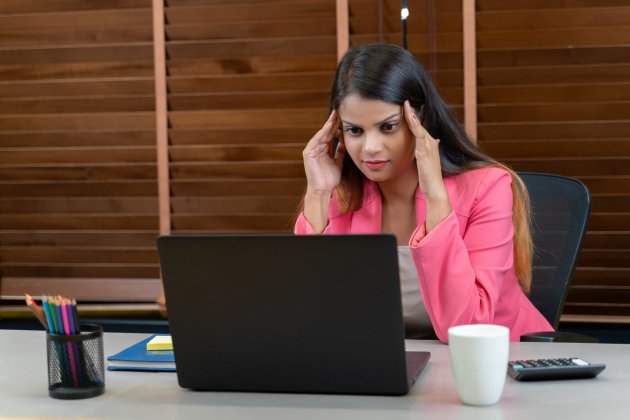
[{"xmin": 519, "ymin": 172, "xmax": 592, "ymax": 329}]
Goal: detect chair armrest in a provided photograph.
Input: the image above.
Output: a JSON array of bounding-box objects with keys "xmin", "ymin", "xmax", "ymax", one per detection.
[{"xmin": 520, "ymin": 331, "xmax": 599, "ymax": 343}]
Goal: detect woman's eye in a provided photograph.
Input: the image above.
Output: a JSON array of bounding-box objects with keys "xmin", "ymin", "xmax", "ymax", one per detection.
[
  {"xmin": 381, "ymin": 122, "xmax": 398, "ymax": 132},
  {"xmin": 344, "ymin": 126, "xmax": 363, "ymax": 136}
]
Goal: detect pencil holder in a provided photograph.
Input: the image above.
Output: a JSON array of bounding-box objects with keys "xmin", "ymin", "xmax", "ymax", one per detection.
[{"xmin": 46, "ymin": 324, "xmax": 105, "ymax": 399}]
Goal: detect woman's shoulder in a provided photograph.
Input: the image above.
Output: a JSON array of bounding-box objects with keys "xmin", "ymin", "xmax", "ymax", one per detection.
[
  {"xmin": 447, "ymin": 166, "xmax": 511, "ymax": 191},
  {"xmin": 444, "ymin": 166, "xmax": 512, "ymax": 213}
]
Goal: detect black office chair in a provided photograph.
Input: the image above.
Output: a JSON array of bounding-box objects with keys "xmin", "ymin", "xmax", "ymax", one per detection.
[{"xmin": 518, "ymin": 172, "xmax": 597, "ymax": 343}]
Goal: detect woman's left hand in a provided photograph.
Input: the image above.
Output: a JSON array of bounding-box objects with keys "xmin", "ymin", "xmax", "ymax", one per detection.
[{"xmin": 403, "ymin": 100, "xmax": 451, "ymax": 231}]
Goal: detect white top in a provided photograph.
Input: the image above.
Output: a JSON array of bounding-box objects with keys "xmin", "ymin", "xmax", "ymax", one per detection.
[{"xmin": 398, "ymin": 246, "xmax": 435, "ymax": 339}]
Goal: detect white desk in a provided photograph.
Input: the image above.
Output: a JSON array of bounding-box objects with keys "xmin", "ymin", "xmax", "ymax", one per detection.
[{"xmin": 1, "ymin": 329, "xmax": 628, "ymax": 419}]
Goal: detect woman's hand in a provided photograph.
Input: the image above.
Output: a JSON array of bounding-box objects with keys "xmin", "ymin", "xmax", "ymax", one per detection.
[
  {"xmin": 302, "ymin": 110, "xmax": 345, "ymax": 196},
  {"xmin": 302, "ymin": 110, "xmax": 345, "ymax": 233},
  {"xmin": 403, "ymin": 100, "xmax": 451, "ymax": 231}
]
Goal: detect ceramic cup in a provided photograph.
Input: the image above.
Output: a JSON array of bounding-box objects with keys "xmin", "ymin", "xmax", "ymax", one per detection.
[{"xmin": 448, "ymin": 324, "xmax": 509, "ymax": 406}]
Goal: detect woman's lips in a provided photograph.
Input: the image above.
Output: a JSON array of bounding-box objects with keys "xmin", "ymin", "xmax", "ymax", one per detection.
[{"xmin": 364, "ymin": 160, "xmax": 388, "ymax": 170}]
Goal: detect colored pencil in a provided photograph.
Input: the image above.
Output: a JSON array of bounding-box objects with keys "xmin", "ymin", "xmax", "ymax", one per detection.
[{"xmin": 25, "ymin": 294, "xmax": 48, "ymax": 331}]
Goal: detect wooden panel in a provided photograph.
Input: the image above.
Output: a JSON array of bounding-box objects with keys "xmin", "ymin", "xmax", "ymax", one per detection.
[
  {"xmin": 477, "ymin": 0, "xmax": 630, "ymax": 321},
  {"xmin": 162, "ymin": 0, "xmax": 336, "ymax": 239},
  {"xmin": 0, "ymin": 1, "xmax": 158, "ymax": 301}
]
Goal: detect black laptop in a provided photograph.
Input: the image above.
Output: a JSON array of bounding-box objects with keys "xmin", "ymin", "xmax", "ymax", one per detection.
[{"xmin": 157, "ymin": 233, "xmax": 430, "ymax": 395}]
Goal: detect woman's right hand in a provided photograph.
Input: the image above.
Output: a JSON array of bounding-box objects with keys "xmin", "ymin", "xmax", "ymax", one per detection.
[{"xmin": 302, "ymin": 110, "xmax": 345, "ymax": 196}]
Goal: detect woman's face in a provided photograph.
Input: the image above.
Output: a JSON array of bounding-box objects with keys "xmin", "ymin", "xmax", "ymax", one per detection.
[{"xmin": 338, "ymin": 94, "xmax": 416, "ymax": 183}]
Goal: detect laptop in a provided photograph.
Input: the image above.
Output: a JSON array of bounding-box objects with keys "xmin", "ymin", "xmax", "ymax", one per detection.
[{"xmin": 157, "ymin": 233, "xmax": 430, "ymax": 395}]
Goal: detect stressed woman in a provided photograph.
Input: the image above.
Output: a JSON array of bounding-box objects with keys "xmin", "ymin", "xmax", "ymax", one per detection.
[{"xmin": 294, "ymin": 44, "xmax": 553, "ymax": 342}]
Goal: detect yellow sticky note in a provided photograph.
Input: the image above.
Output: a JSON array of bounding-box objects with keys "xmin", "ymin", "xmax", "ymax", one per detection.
[{"xmin": 146, "ymin": 335, "xmax": 172, "ymax": 351}]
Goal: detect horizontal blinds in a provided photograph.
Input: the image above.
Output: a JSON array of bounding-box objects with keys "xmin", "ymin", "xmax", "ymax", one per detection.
[
  {"xmin": 165, "ymin": 0, "xmax": 337, "ymax": 234},
  {"xmin": 0, "ymin": 0, "xmax": 161, "ymax": 301},
  {"xmin": 475, "ymin": 0, "xmax": 630, "ymax": 320}
]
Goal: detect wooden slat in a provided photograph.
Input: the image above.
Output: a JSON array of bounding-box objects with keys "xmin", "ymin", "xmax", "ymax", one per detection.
[
  {"xmin": 478, "ymin": 63, "xmax": 630, "ymax": 86},
  {"xmin": 478, "ymin": 46, "xmax": 630, "ymax": 68},
  {"xmin": 167, "ymin": 72, "xmax": 332, "ymax": 94},
  {"xmin": 170, "ymin": 144, "xmax": 302, "ymax": 162},
  {"xmin": 477, "ymin": 0, "xmax": 630, "ymax": 11},
  {"xmin": 0, "ymin": 79, "xmax": 154, "ymax": 98},
  {"xmin": 0, "ymin": 214, "xmax": 158, "ymax": 230},
  {"xmin": 1, "ymin": 276, "xmax": 160, "ymax": 302},
  {"xmin": 168, "ymin": 108, "xmax": 325, "ymax": 129},
  {"xmin": 1, "ymin": 265, "xmax": 159, "ymax": 279},
  {"xmin": 171, "ymin": 196, "xmax": 300, "ymax": 214},
  {"xmin": 0, "ymin": 231, "xmax": 158, "ymax": 247},
  {"xmin": 168, "ymin": 90, "xmax": 330, "ymax": 111},
  {"xmin": 478, "ymin": 121, "xmax": 630, "ymax": 140},
  {"xmin": 166, "ymin": 37, "xmax": 336, "ymax": 60},
  {"xmin": 169, "ymin": 127, "xmax": 318, "ymax": 145},
  {"xmin": 0, "ymin": 112, "xmax": 154, "ymax": 130},
  {"xmin": 0, "ymin": 96, "xmax": 154, "ymax": 114},
  {"xmin": 477, "ymin": 27, "xmax": 630, "ymax": 50},
  {"xmin": 0, "ymin": 0, "xmax": 150, "ymax": 14},
  {"xmin": 482, "ymin": 139, "xmax": 630, "ymax": 158},
  {"xmin": 578, "ymin": 249, "xmax": 630, "ymax": 267},
  {"xmin": 0, "ymin": 61, "xmax": 154, "ymax": 80},
  {"xmin": 0, "ymin": 167, "xmax": 157, "ymax": 183},
  {"xmin": 478, "ymin": 83, "xmax": 630, "ymax": 104},
  {"xmin": 503, "ymin": 158, "xmax": 630, "ymax": 176},
  {"xmin": 0, "ymin": 147, "xmax": 156, "ymax": 164},
  {"xmin": 0, "ymin": 44, "xmax": 153, "ymax": 65},
  {"xmin": 170, "ymin": 162, "xmax": 304, "ymax": 179},
  {"xmin": 167, "ymin": 20, "xmax": 336, "ymax": 41},
  {"xmin": 0, "ymin": 197, "xmax": 157, "ymax": 213},
  {"xmin": 1, "ymin": 247, "xmax": 158, "ymax": 264},
  {"xmin": 165, "ymin": 1, "xmax": 335, "ymax": 24},
  {"xmin": 0, "ymin": 131, "xmax": 156, "ymax": 148},
  {"xmin": 583, "ymin": 231, "xmax": 630, "ymax": 249},
  {"xmin": 0, "ymin": 26, "xmax": 153, "ymax": 47},
  {"xmin": 172, "ymin": 214, "xmax": 294, "ymax": 231},
  {"xmin": 170, "ymin": 179, "xmax": 305, "ymax": 196},
  {"xmin": 477, "ymin": 7, "xmax": 630, "ymax": 31},
  {"xmin": 167, "ymin": 54, "xmax": 337, "ymax": 76}
]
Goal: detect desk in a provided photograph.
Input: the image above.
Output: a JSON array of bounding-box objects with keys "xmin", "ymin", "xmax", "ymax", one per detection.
[{"xmin": 1, "ymin": 329, "xmax": 628, "ymax": 419}]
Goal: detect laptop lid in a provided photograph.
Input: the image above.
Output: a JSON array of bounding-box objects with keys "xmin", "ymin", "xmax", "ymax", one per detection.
[{"xmin": 158, "ymin": 233, "xmax": 430, "ymax": 395}]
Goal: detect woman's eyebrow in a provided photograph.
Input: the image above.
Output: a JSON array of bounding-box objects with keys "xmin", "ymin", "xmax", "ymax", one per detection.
[
  {"xmin": 376, "ymin": 112, "xmax": 401, "ymax": 125},
  {"xmin": 341, "ymin": 112, "xmax": 401, "ymax": 127}
]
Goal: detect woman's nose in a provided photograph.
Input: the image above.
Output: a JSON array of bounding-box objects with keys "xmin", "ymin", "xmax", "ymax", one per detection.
[{"xmin": 363, "ymin": 132, "xmax": 383, "ymax": 153}]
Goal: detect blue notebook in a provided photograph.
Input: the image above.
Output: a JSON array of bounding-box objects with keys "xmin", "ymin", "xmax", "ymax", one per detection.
[{"xmin": 107, "ymin": 334, "xmax": 176, "ymax": 372}]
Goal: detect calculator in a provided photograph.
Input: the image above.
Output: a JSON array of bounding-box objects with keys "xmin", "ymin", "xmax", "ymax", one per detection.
[{"xmin": 508, "ymin": 358, "xmax": 606, "ymax": 381}]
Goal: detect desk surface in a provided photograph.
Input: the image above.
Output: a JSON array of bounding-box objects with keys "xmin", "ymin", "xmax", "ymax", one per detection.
[{"xmin": 2, "ymin": 329, "xmax": 628, "ymax": 420}]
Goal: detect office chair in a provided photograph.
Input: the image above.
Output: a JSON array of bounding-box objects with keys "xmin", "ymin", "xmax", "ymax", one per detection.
[{"xmin": 518, "ymin": 172, "xmax": 597, "ymax": 343}]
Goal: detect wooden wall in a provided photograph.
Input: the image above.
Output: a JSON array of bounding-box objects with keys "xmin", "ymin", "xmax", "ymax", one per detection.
[
  {"xmin": 1, "ymin": 0, "xmax": 629, "ymax": 323},
  {"xmin": 475, "ymin": 0, "xmax": 630, "ymax": 322}
]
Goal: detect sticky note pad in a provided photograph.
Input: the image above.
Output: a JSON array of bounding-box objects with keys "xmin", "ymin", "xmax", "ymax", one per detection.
[{"xmin": 146, "ymin": 335, "xmax": 172, "ymax": 351}]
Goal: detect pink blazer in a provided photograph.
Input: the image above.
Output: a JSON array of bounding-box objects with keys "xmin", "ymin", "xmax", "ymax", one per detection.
[{"xmin": 295, "ymin": 167, "xmax": 553, "ymax": 343}]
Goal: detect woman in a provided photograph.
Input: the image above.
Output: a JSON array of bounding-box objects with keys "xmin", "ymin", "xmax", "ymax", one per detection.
[{"xmin": 294, "ymin": 44, "xmax": 552, "ymax": 342}]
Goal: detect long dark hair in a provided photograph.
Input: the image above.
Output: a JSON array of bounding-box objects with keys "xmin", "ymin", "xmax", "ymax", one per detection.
[{"xmin": 330, "ymin": 43, "xmax": 533, "ymax": 292}]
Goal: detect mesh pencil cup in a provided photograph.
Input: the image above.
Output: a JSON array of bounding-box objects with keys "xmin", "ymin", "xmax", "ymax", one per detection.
[{"xmin": 46, "ymin": 324, "xmax": 105, "ymax": 399}]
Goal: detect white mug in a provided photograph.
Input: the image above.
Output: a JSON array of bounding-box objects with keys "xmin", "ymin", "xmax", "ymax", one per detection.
[{"xmin": 448, "ymin": 324, "xmax": 509, "ymax": 406}]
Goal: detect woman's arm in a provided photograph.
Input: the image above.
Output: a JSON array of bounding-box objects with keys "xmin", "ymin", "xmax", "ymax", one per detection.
[{"xmin": 410, "ymin": 169, "xmax": 516, "ymax": 342}]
